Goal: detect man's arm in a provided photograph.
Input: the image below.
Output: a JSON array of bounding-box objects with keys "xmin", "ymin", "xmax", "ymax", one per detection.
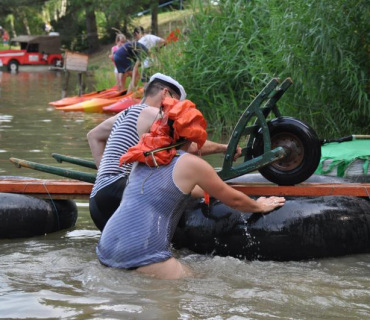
[
  {"xmin": 156, "ymin": 38, "xmax": 166, "ymax": 48},
  {"xmin": 188, "ymin": 140, "xmax": 242, "ymax": 161},
  {"xmin": 87, "ymin": 114, "xmax": 119, "ymax": 167}
]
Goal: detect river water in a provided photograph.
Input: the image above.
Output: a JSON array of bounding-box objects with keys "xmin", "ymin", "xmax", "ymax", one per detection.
[{"xmin": 1, "ymin": 70, "xmax": 370, "ymax": 320}]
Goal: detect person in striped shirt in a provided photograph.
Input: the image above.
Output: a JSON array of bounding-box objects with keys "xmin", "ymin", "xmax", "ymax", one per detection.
[{"xmin": 87, "ymin": 73, "xmax": 242, "ymax": 231}]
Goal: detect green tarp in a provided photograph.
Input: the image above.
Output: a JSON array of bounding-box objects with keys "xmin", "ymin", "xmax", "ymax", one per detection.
[{"xmin": 315, "ymin": 140, "xmax": 370, "ymax": 177}]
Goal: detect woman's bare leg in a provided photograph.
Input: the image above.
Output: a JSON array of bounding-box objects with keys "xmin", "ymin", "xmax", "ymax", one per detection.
[
  {"xmin": 121, "ymin": 72, "xmax": 129, "ymax": 91},
  {"xmin": 137, "ymin": 257, "xmax": 192, "ymax": 280},
  {"xmin": 126, "ymin": 70, "xmax": 135, "ymax": 93},
  {"xmin": 115, "ymin": 72, "xmax": 120, "ymax": 89},
  {"xmin": 117, "ymin": 73, "xmax": 123, "ymax": 91}
]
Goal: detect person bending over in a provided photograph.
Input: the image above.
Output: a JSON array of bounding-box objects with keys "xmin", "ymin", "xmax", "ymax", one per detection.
[
  {"xmin": 113, "ymin": 40, "xmax": 147, "ymax": 92},
  {"xmin": 96, "ymin": 97, "xmax": 285, "ymax": 280},
  {"xmin": 133, "ymin": 26, "xmax": 166, "ymax": 82}
]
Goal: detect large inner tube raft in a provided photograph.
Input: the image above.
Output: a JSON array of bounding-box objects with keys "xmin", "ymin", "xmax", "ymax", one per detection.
[
  {"xmin": 0, "ymin": 192, "xmax": 78, "ymax": 239},
  {"xmin": 172, "ymin": 174, "xmax": 370, "ymax": 261}
]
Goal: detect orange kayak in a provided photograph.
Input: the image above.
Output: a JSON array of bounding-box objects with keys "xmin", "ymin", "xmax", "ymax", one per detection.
[
  {"xmin": 56, "ymin": 87, "xmax": 144, "ymax": 113},
  {"xmin": 49, "ymin": 86, "xmax": 120, "ymax": 107},
  {"xmin": 103, "ymin": 97, "xmax": 141, "ymax": 113}
]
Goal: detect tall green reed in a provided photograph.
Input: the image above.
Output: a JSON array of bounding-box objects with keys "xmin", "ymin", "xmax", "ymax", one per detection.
[{"xmin": 153, "ymin": 0, "xmax": 370, "ymax": 138}]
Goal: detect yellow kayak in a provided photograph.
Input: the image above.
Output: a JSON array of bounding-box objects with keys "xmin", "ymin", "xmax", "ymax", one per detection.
[{"xmin": 57, "ymin": 97, "xmax": 122, "ymax": 113}]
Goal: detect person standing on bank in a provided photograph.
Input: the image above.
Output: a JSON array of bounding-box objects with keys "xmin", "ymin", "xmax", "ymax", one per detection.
[
  {"xmin": 133, "ymin": 26, "xmax": 166, "ymax": 82},
  {"xmin": 109, "ymin": 34, "xmax": 126, "ymax": 90},
  {"xmin": 87, "ymin": 73, "xmax": 242, "ymax": 232},
  {"xmin": 96, "ymin": 96, "xmax": 285, "ymax": 280}
]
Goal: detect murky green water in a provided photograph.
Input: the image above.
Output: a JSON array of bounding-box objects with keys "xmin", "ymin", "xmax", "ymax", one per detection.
[{"xmin": 1, "ymin": 70, "xmax": 370, "ymax": 319}]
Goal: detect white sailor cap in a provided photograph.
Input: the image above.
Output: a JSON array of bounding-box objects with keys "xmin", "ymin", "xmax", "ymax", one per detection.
[{"xmin": 148, "ymin": 73, "xmax": 186, "ymax": 100}]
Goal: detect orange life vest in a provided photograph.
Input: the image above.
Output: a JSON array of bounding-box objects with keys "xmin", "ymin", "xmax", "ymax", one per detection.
[{"xmin": 119, "ymin": 97, "xmax": 207, "ymax": 167}]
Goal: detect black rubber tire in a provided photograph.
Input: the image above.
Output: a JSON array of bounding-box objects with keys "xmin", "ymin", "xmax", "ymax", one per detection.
[
  {"xmin": 0, "ymin": 193, "xmax": 78, "ymax": 239},
  {"xmin": 173, "ymin": 192, "xmax": 370, "ymax": 261},
  {"xmin": 7, "ymin": 60, "xmax": 19, "ymax": 72},
  {"xmin": 252, "ymin": 116, "xmax": 321, "ymax": 185}
]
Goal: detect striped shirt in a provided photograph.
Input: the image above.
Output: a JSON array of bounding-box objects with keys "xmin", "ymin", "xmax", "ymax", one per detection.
[
  {"xmin": 96, "ymin": 151, "xmax": 191, "ymax": 269},
  {"xmin": 90, "ymin": 103, "xmax": 147, "ymax": 197}
]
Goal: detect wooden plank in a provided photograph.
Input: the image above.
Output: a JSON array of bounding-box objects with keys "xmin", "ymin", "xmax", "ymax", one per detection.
[
  {"xmin": 0, "ymin": 179, "xmax": 370, "ymax": 199},
  {"xmin": 229, "ymin": 183, "xmax": 370, "ymax": 197},
  {"xmin": 9, "ymin": 193, "xmax": 91, "ymax": 200},
  {"xmin": 0, "ymin": 179, "xmax": 92, "ymax": 199}
]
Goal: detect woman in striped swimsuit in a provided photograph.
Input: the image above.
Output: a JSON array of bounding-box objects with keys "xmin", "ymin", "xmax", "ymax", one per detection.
[{"xmin": 97, "ymin": 98, "xmax": 285, "ymax": 279}]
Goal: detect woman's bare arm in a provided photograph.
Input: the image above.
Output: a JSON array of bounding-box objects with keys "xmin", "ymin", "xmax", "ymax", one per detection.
[{"xmin": 175, "ymin": 154, "xmax": 285, "ymax": 213}]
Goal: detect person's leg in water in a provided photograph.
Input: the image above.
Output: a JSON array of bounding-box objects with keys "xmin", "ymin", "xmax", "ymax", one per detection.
[
  {"xmin": 89, "ymin": 176, "xmax": 128, "ymax": 231},
  {"xmin": 137, "ymin": 257, "xmax": 193, "ymax": 280}
]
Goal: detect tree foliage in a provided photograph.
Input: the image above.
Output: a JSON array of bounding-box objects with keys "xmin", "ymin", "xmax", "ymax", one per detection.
[
  {"xmin": 0, "ymin": 0, "xmax": 152, "ymax": 52},
  {"xmin": 0, "ymin": 0, "xmax": 49, "ymax": 36},
  {"xmin": 96, "ymin": 0, "xmax": 150, "ymax": 40}
]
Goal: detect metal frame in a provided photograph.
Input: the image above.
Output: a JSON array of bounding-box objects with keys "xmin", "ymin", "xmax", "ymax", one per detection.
[{"xmin": 217, "ymin": 78, "xmax": 293, "ymax": 181}]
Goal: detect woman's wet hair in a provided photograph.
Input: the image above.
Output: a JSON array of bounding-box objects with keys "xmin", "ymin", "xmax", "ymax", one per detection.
[{"xmin": 115, "ymin": 34, "xmax": 126, "ymax": 43}]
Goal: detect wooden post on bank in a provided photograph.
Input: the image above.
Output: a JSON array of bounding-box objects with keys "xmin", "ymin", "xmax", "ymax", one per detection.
[
  {"xmin": 62, "ymin": 70, "xmax": 70, "ymax": 98},
  {"xmin": 78, "ymin": 72, "xmax": 83, "ymax": 96}
]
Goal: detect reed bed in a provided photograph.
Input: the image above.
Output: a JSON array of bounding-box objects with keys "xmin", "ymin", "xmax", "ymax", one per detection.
[{"xmin": 153, "ymin": 0, "xmax": 370, "ymax": 138}]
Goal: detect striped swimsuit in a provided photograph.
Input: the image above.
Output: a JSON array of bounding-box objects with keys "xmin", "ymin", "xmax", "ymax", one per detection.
[
  {"xmin": 96, "ymin": 151, "xmax": 191, "ymax": 269},
  {"xmin": 89, "ymin": 104, "xmax": 147, "ymax": 231}
]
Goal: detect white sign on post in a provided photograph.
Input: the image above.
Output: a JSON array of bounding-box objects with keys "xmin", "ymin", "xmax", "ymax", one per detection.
[{"xmin": 64, "ymin": 50, "xmax": 88, "ymax": 72}]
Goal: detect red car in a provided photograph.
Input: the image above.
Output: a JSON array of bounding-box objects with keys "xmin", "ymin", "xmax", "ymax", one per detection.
[{"xmin": 0, "ymin": 35, "xmax": 63, "ymax": 72}]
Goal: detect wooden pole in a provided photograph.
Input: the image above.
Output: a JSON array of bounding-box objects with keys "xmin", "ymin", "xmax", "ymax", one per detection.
[
  {"xmin": 62, "ymin": 70, "xmax": 70, "ymax": 98},
  {"xmin": 78, "ymin": 72, "xmax": 83, "ymax": 96}
]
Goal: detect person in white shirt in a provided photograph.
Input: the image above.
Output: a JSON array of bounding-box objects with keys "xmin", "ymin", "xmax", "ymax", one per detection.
[{"xmin": 134, "ymin": 26, "xmax": 166, "ymax": 82}]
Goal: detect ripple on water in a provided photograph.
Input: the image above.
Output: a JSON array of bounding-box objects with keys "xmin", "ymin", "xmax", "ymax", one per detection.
[
  {"xmin": 0, "ymin": 114, "xmax": 13, "ymax": 122},
  {"xmin": 0, "ymin": 292, "xmax": 81, "ymax": 319},
  {"xmin": 65, "ymin": 229, "xmax": 101, "ymax": 240}
]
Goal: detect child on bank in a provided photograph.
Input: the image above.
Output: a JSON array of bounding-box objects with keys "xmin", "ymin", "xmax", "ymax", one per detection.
[{"xmin": 109, "ymin": 34, "xmax": 126, "ymax": 90}]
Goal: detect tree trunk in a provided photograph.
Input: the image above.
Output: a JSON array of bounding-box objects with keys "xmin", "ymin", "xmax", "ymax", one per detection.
[
  {"xmin": 123, "ymin": 15, "xmax": 129, "ymax": 36},
  {"xmin": 22, "ymin": 13, "xmax": 31, "ymax": 35},
  {"xmin": 9, "ymin": 15, "xmax": 17, "ymax": 38},
  {"xmin": 85, "ymin": 5, "xmax": 99, "ymax": 53},
  {"xmin": 150, "ymin": 0, "xmax": 159, "ymax": 35}
]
